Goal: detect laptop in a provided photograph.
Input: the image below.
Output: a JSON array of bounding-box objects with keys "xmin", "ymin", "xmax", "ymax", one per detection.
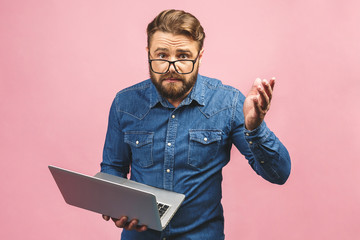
[{"xmin": 48, "ymin": 165, "xmax": 185, "ymax": 231}]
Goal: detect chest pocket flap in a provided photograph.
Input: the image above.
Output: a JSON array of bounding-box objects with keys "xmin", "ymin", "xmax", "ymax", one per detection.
[
  {"xmin": 189, "ymin": 130, "xmax": 222, "ymax": 144},
  {"xmin": 188, "ymin": 130, "xmax": 223, "ymax": 169},
  {"xmin": 124, "ymin": 132, "xmax": 154, "ymax": 147},
  {"xmin": 124, "ymin": 132, "xmax": 154, "ymax": 168}
]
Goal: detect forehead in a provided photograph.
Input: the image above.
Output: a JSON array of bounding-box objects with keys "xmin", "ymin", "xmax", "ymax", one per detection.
[{"xmin": 149, "ymin": 31, "xmax": 199, "ymax": 52}]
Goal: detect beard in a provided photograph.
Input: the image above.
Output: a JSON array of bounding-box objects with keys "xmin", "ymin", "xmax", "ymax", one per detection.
[{"xmin": 150, "ymin": 67, "xmax": 199, "ymax": 101}]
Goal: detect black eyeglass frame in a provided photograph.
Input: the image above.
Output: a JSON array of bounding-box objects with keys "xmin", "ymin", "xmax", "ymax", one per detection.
[{"xmin": 148, "ymin": 51, "xmax": 201, "ymax": 75}]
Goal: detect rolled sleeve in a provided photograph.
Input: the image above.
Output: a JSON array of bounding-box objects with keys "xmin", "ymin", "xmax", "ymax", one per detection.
[{"xmin": 232, "ymin": 93, "xmax": 291, "ymax": 185}]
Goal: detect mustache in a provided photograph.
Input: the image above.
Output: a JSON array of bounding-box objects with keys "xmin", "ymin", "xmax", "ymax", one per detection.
[{"xmin": 160, "ymin": 72, "xmax": 185, "ymax": 82}]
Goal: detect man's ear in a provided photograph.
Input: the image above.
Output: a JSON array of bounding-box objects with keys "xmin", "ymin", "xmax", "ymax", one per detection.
[{"xmin": 199, "ymin": 48, "xmax": 204, "ymax": 64}]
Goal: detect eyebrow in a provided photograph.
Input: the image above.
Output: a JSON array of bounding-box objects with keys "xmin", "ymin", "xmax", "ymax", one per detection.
[
  {"xmin": 153, "ymin": 48, "xmax": 193, "ymax": 55},
  {"xmin": 176, "ymin": 49, "xmax": 192, "ymax": 56},
  {"xmin": 154, "ymin": 48, "xmax": 169, "ymax": 53},
  {"xmin": 176, "ymin": 49, "xmax": 191, "ymax": 53}
]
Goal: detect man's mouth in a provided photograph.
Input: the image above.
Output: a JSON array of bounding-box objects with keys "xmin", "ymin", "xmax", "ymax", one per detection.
[
  {"xmin": 163, "ymin": 78, "xmax": 182, "ymax": 83},
  {"xmin": 161, "ymin": 74, "xmax": 184, "ymax": 83}
]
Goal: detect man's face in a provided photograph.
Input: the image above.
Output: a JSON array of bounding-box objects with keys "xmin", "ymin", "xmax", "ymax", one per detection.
[{"xmin": 147, "ymin": 31, "xmax": 203, "ymax": 101}]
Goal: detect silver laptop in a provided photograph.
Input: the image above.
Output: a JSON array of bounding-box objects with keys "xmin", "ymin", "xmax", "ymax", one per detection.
[{"xmin": 48, "ymin": 165, "xmax": 185, "ymax": 231}]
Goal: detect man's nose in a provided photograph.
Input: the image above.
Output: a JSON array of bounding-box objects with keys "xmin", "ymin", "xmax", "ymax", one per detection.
[{"xmin": 168, "ymin": 62, "xmax": 177, "ymax": 73}]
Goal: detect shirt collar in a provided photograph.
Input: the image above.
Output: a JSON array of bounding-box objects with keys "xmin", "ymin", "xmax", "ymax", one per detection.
[
  {"xmin": 149, "ymin": 81, "xmax": 168, "ymax": 108},
  {"xmin": 184, "ymin": 74, "xmax": 205, "ymax": 106},
  {"xmin": 149, "ymin": 74, "xmax": 206, "ymax": 109}
]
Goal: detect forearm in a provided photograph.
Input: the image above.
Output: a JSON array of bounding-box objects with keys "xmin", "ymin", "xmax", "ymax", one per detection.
[
  {"xmin": 100, "ymin": 98, "xmax": 131, "ymax": 178},
  {"xmin": 101, "ymin": 157, "xmax": 129, "ymax": 178},
  {"xmin": 244, "ymin": 122, "xmax": 291, "ymax": 184}
]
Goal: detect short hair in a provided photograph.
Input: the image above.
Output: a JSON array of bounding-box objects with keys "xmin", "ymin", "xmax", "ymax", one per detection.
[{"xmin": 147, "ymin": 9, "xmax": 205, "ymax": 50}]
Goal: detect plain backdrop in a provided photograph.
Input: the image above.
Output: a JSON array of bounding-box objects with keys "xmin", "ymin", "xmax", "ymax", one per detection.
[{"xmin": 1, "ymin": 0, "xmax": 359, "ymax": 239}]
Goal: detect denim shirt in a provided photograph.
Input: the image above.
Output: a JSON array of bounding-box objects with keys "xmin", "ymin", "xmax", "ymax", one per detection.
[{"xmin": 101, "ymin": 74, "xmax": 291, "ymax": 240}]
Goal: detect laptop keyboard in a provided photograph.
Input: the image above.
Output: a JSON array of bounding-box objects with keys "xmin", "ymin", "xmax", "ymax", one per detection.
[{"xmin": 157, "ymin": 202, "xmax": 170, "ymax": 218}]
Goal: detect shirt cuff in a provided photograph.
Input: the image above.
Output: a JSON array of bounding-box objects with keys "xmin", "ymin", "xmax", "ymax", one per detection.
[{"xmin": 243, "ymin": 121, "xmax": 270, "ymax": 145}]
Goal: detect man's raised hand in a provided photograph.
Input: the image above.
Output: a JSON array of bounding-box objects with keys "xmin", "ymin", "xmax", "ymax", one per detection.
[{"xmin": 243, "ymin": 77, "xmax": 275, "ymax": 131}]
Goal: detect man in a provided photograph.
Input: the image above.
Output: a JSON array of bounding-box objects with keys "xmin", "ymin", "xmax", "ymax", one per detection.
[{"xmin": 101, "ymin": 9, "xmax": 291, "ymax": 240}]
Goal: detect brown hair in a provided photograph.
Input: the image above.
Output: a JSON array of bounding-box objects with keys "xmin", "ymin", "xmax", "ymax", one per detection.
[{"xmin": 147, "ymin": 9, "xmax": 205, "ymax": 50}]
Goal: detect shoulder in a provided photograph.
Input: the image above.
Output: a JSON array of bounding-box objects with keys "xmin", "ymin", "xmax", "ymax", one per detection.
[
  {"xmin": 115, "ymin": 79, "xmax": 152, "ymax": 99},
  {"xmin": 194, "ymin": 75, "xmax": 246, "ymax": 118},
  {"xmin": 112, "ymin": 79, "xmax": 152, "ymax": 119},
  {"xmin": 199, "ymin": 75, "xmax": 245, "ymax": 103}
]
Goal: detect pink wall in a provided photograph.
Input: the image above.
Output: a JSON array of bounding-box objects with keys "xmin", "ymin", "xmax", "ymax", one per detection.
[{"xmin": 1, "ymin": 0, "xmax": 359, "ymax": 239}]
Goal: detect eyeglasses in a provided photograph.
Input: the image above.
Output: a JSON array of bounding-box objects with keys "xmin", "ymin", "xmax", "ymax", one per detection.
[{"xmin": 148, "ymin": 52, "xmax": 200, "ymax": 74}]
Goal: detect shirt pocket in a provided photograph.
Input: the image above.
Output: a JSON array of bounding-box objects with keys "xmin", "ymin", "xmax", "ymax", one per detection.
[
  {"xmin": 124, "ymin": 131, "xmax": 154, "ymax": 168},
  {"xmin": 188, "ymin": 130, "xmax": 222, "ymax": 169}
]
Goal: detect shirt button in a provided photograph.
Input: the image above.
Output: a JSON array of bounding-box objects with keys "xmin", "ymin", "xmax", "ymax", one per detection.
[
  {"xmin": 171, "ymin": 115, "xmax": 175, "ymax": 119},
  {"xmin": 136, "ymin": 140, "xmax": 139, "ymax": 145},
  {"xmin": 249, "ymin": 141, "xmax": 253, "ymax": 145},
  {"xmin": 166, "ymin": 169, "xmax": 170, "ymax": 173},
  {"xmin": 167, "ymin": 142, "xmax": 171, "ymax": 146},
  {"xmin": 260, "ymin": 161, "xmax": 265, "ymax": 164},
  {"xmin": 204, "ymin": 137, "xmax": 208, "ymax": 142},
  {"xmin": 245, "ymin": 133, "xmax": 249, "ymax": 136}
]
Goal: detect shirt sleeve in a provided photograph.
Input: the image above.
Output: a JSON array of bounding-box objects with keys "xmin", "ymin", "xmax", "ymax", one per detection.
[
  {"xmin": 231, "ymin": 91, "xmax": 291, "ymax": 185},
  {"xmin": 101, "ymin": 96, "xmax": 131, "ymax": 178}
]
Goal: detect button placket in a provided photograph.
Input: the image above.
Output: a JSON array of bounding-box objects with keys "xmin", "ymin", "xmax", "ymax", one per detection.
[{"xmin": 163, "ymin": 110, "xmax": 178, "ymax": 191}]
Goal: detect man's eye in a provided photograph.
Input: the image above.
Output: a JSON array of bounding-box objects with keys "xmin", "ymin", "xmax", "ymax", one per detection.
[
  {"xmin": 179, "ymin": 54, "xmax": 189, "ymax": 59},
  {"xmin": 158, "ymin": 53, "xmax": 167, "ymax": 59}
]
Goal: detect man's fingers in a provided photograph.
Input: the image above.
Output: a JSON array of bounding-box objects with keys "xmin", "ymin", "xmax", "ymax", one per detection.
[
  {"xmin": 248, "ymin": 78, "xmax": 262, "ymax": 95},
  {"xmin": 257, "ymin": 82, "xmax": 270, "ymax": 111},
  {"xmin": 244, "ymin": 76, "xmax": 275, "ymax": 130},
  {"xmin": 104, "ymin": 215, "xmax": 147, "ymax": 231},
  {"xmin": 135, "ymin": 225, "xmax": 148, "ymax": 232},
  {"xmin": 253, "ymin": 95, "xmax": 267, "ymax": 118},
  {"xmin": 262, "ymin": 78, "xmax": 273, "ymax": 102},
  {"xmin": 269, "ymin": 77, "xmax": 275, "ymax": 90},
  {"xmin": 252, "ymin": 96, "xmax": 262, "ymax": 114},
  {"xmin": 258, "ymin": 77, "xmax": 276, "ymax": 111},
  {"xmin": 124, "ymin": 219, "xmax": 139, "ymax": 230},
  {"xmin": 114, "ymin": 216, "xmax": 128, "ymax": 228}
]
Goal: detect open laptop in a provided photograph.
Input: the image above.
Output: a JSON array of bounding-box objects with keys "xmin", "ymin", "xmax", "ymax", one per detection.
[{"xmin": 48, "ymin": 165, "xmax": 185, "ymax": 231}]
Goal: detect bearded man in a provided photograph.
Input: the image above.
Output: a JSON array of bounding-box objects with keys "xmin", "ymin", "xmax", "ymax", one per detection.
[{"xmin": 101, "ymin": 9, "xmax": 291, "ymax": 240}]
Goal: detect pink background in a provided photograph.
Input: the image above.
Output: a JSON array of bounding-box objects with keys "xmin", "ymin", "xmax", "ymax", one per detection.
[{"xmin": 1, "ymin": 0, "xmax": 359, "ymax": 239}]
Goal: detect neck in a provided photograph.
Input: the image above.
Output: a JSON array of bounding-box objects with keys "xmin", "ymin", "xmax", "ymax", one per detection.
[{"xmin": 168, "ymin": 98, "xmax": 183, "ymax": 108}]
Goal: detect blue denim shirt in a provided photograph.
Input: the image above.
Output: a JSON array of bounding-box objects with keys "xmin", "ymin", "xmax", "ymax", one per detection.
[{"xmin": 101, "ymin": 74, "xmax": 291, "ymax": 240}]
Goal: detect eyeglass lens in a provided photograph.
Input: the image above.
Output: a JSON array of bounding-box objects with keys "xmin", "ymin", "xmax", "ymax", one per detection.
[{"xmin": 151, "ymin": 60, "xmax": 193, "ymax": 74}]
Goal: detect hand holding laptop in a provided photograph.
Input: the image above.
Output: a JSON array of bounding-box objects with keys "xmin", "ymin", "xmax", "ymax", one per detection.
[
  {"xmin": 102, "ymin": 215, "xmax": 148, "ymax": 232},
  {"xmin": 49, "ymin": 166, "xmax": 185, "ymax": 231}
]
